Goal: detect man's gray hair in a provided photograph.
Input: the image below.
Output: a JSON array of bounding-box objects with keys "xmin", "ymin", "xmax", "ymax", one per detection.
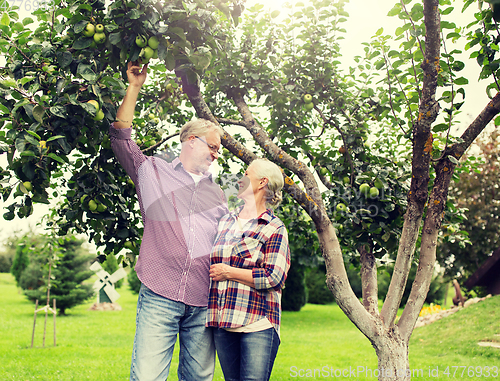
[{"xmin": 179, "ymin": 119, "xmax": 224, "ymax": 142}]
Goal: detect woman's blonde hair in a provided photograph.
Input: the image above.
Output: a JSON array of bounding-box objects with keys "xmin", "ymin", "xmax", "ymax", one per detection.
[{"xmin": 249, "ymin": 158, "xmax": 284, "ymax": 208}]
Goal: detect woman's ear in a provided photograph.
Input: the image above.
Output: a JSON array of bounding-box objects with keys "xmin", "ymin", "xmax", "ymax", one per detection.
[{"xmin": 259, "ymin": 177, "xmax": 269, "ymax": 189}]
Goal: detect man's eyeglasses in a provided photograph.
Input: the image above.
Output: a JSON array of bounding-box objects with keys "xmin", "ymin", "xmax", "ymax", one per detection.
[{"xmin": 195, "ymin": 136, "xmax": 221, "ymax": 155}]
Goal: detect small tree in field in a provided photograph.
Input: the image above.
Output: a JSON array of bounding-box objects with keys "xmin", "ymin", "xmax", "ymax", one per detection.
[
  {"xmin": 19, "ymin": 235, "xmax": 95, "ymax": 315},
  {"xmin": 1, "ymin": 0, "xmax": 500, "ymax": 378}
]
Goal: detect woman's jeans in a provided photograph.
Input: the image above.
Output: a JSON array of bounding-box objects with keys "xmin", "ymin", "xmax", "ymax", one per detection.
[
  {"xmin": 130, "ymin": 284, "xmax": 215, "ymax": 381},
  {"xmin": 214, "ymin": 327, "xmax": 280, "ymax": 381}
]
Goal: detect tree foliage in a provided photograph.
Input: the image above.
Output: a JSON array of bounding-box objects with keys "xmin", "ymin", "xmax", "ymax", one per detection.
[
  {"xmin": 21, "ymin": 234, "xmax": 95, "ymax": 314},
  {"xmin": 438, "ymin": 130, "xmax": 500, "ymax": 283}
]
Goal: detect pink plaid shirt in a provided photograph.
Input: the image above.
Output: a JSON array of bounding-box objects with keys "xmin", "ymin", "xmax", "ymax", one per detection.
[{"xmin": 110, "ymin": 126, "xmax": 228, "ymax": 307}]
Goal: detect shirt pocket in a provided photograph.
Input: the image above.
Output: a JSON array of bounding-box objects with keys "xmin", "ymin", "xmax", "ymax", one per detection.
[{"xmin": 231, "ymin": 235, "xmax": 265, "ymax": 268}]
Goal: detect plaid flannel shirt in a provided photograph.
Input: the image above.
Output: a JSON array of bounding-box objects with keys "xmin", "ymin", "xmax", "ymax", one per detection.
[{"xmin": 206, "ymin": 207, "xmax": 290, "ymax": 337}]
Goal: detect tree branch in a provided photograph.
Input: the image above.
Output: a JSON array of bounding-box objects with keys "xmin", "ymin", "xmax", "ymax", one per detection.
[
  {"xmin": 230, "ymin": 90, "xmax": 329, "ymax": 226},
  {"xmin": 380, "ymin": 0, "xmax": 441, "ymax": 327},
  {"xmin": 360, "ymin": 243, "xmax": 379, "ymax": 318}
]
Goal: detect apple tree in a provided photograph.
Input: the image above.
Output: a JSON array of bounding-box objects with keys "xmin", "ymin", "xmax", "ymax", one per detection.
[{"xmin": 0, "ymin": 0, "xmax": 499, "ymax": 378}]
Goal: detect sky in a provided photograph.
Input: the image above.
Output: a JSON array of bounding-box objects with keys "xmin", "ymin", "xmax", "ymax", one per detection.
[{"xmin": 0, "ymin": 0, "xmax": 492, "ymax": 250}]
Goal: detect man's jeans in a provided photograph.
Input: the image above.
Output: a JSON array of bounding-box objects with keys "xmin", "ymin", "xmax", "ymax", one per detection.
[
  {"xmin": 130, "ymin": 284, "xmax": 215, "ymax": 381},
  {"xmin": 213, "ymin": 327, "xmax": 280, "ymax": 381}
]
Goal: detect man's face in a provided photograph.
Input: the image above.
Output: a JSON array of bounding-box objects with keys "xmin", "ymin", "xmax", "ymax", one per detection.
[{"xmin": 191, "ymin": 130, "xmax": 221, "ymax": 174}]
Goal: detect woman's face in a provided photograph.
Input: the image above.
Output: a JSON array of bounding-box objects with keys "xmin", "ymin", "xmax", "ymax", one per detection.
[{"xmin": 237, "ymin": 164, "xmax": 264, "ymax": 200}]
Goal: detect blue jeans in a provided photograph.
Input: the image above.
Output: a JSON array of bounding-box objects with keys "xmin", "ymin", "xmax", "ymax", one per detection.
[
  {"xmin": 213, "ymin": 327, "xmax": 280, "ymax": 381},
  {"xmin": 130, "ymin": 285, "xmax": 215, "ymax": 381}
]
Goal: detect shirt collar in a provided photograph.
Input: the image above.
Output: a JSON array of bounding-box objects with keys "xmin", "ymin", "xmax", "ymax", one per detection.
[
  {"xmin": 231, "ymin": 205, "xmax": 274, "ymax": 223},
  {"xmin": 172, "ymin": 157, "xmax": 214, "ymax": 181}
]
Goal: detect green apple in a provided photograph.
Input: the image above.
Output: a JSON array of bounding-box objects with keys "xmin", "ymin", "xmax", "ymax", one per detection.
[
  {"xmin": 148, "ymin": 113, "xmax": 155, "ymax": 120},
  {"xmin": 319, "ymin": 167, "xmax": 328, "ymax": 176},
  {"xmin": 142, "ymin": 46, "xmax": 155, "ymax": 60},
  {"xmin": 95, "ymin": 24, "xmax": 104, "ymax": 33},
  {"xmin": 93, "ymin": 32, "xmax": 106, "ymax": 44},
  {"xmin": 23, "ymin": 181, "xmax": 33, "ymax": 192},
  {"xmin": 80, "ymin": 194, "xmax": 88, "ymax": 204},
  {"xmin": 305, "ymin": 102, "xmax": 314, "ymax": 111},
  {"xmin": 369, "ymin": 187, "xmax": 380, "ymax": 198},
  {"xmin": 88, "ymin": 199, "xmax": 98, "ymax": 212},
  {"xmin": 343, "ymin": 176, "xmax": 350, "ymax": 184},
  {"xmin": 135, "ymin": 35, "xmax": 147, "ymax": 48},
  {"xmin": 336, "ymin": 203, "xmax": 347, "ymax": 212},
  {"xmin": 82, "ymin": 23, "xmax": 95, "ymax": 37},
  {"xmin": 97, "ymin": 203, "xmax": 107, "ymax": 212},
  {"xmin": 94, "ymin": 109, "xmax": 105, "ymax": 121},
  {"xmin": 87, "ymin": 99, "xmax": 100, "ymax": 110},
  {"xmin": 303, "ymin": 93, "xmax": 313, "ymax": 103},
  {"xmin": 148, "ymin": 36, "xmax": 159, "ymax": 49},
  {"xmin": 359, "ymin": 183, "xmax": 370, "ymax": 195},
  {"xmin": 124, "ymin": 241, "xmax": 134, "ymax": 249}
]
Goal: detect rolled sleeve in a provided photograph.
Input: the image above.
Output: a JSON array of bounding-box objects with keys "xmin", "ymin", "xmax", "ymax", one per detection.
[
  {"xmin": 109, "ymin": 124, "xmax": 146, "ymax": 184},
  {"xmin": 252, "ymin": 226, "xmax": 290, "ymax": 291}
]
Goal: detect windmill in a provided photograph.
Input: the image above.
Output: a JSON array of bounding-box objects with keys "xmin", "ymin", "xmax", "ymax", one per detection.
[{"xmin": 90, "ymin": 261, "xmax": 127, "ymax": 304}]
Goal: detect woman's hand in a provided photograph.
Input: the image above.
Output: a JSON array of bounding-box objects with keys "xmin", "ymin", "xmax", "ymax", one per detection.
[
  {"xmin": 209, "ymin": 263, "xmax": 232, "ymax": 281},
  {"xmin": 210, "ymin": 264, "xmax": 256, "ymax": 288}
]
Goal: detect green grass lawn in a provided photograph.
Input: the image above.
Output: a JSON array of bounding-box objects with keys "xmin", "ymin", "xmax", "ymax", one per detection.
[{"xmin": 0, "ymin": 272, "xmax": 498, "ymax": 380}]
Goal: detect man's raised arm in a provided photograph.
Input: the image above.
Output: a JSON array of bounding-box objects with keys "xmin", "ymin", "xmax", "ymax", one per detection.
[{"xmin": 114, "ymin": 61, "xmax": 148, "ymax": 129}]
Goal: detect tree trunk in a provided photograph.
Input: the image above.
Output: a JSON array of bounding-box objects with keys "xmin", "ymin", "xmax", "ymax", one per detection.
[{"xmin": 372, "ymin": 332, "xmax": 411, "ymax": 381}]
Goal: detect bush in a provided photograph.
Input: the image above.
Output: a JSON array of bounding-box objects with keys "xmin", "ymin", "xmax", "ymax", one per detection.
[
  {"xmin": 0, "ymin": 252, "xmax": 14, "ymax": 273},
  {"xmin": 282, "ymin": 262, "xmax": 306, "ymax": 311},
  {"xmin": 10, "ymin": 242, "xmax": 29, "ymax": 285},
  {"xmin": 128, "ymin": 265, "xmax": 141, "ymax": 294},
  {"xmin": 305, "ymin": 267, "xmax": 335, "ymax": 305},
  {"xmin": 377, "ymin": 264, "xmax": 446, "ymax": 306},
  {"xmin": 19, "ymin": 262, "xmax": 45, "ymax": 291}
]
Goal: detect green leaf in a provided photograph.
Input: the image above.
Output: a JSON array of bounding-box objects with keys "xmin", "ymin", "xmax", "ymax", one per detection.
[
  {"xmin": 49, "ymin": 106, "xmax": 67, "ymax": 118},
  {"xmin": 169, "ymin": 27, "xmax": 186, "ymax": 42},
  {"xmin": 126, "ymin": 9, "xmax": 141, "ymax": 19},
  {"xmin": 26, "ymin": 130, "xmax": 41, "ymax": 140},
  {"xmin": 77, "ymin": 63, "xmax": 97, "ymax": 82},
  {"xmin": 73, "ymin": 20, "xmax": 89, "ymax": 34},
  {"xmin": 109, "ymin": 32, "xmax": 122, "ymax": 45},
  {"xmin": 165, "ymin": 50, "xmax": 175, "ymax": 71},
  {"xmin": 1, "ymin": 12, "xmax": 10, "ymax": 26},
  {"xmin": 32, "ymin": 105, "xmax": 44, "ymax": 123},
  {"xmin": 20, "ymin": 150, "xmax": 35, "ymax": 157},
  {"xmin": 72, "ymin": 37, "xmax": 93, "ymax": 50},
  {"xmin": 387, "ymin": 4, "xmax": 402, "ymax": 17},
  {"xmin": 47, "ymin": 152, "xmax": 66, "ymax": 163},
  {"xmin": 57, "ymin": 51, "xmax": 73, "ymax": 68},
  {"xmin": 454, "ymin": 77, "xmax": 469, "ymax": 85},
  {"xmin": 433, "ymin": 123, "xmax": 449, "ymax": 132},
  {"xmin": 46, "ymin": 135, "xmax": 65, "ymax": 142}
]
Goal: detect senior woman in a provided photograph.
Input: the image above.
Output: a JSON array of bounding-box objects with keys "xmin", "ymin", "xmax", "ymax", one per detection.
[{"xmin": 206, "ymin": 158, "xmax": 291, "ymax": 381}]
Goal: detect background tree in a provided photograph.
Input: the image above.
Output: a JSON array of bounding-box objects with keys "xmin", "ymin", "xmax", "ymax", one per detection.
[
  {"xmin": 23, "ymin": 235, "xmax": 94, "ymax": 315},
  {"xmin": 0, "ymin": 0, "xmax": 498, "ymax": 378},
  {"xmin": 438, "ymin": 129, "xmax": 500, "ymax": 286}
]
